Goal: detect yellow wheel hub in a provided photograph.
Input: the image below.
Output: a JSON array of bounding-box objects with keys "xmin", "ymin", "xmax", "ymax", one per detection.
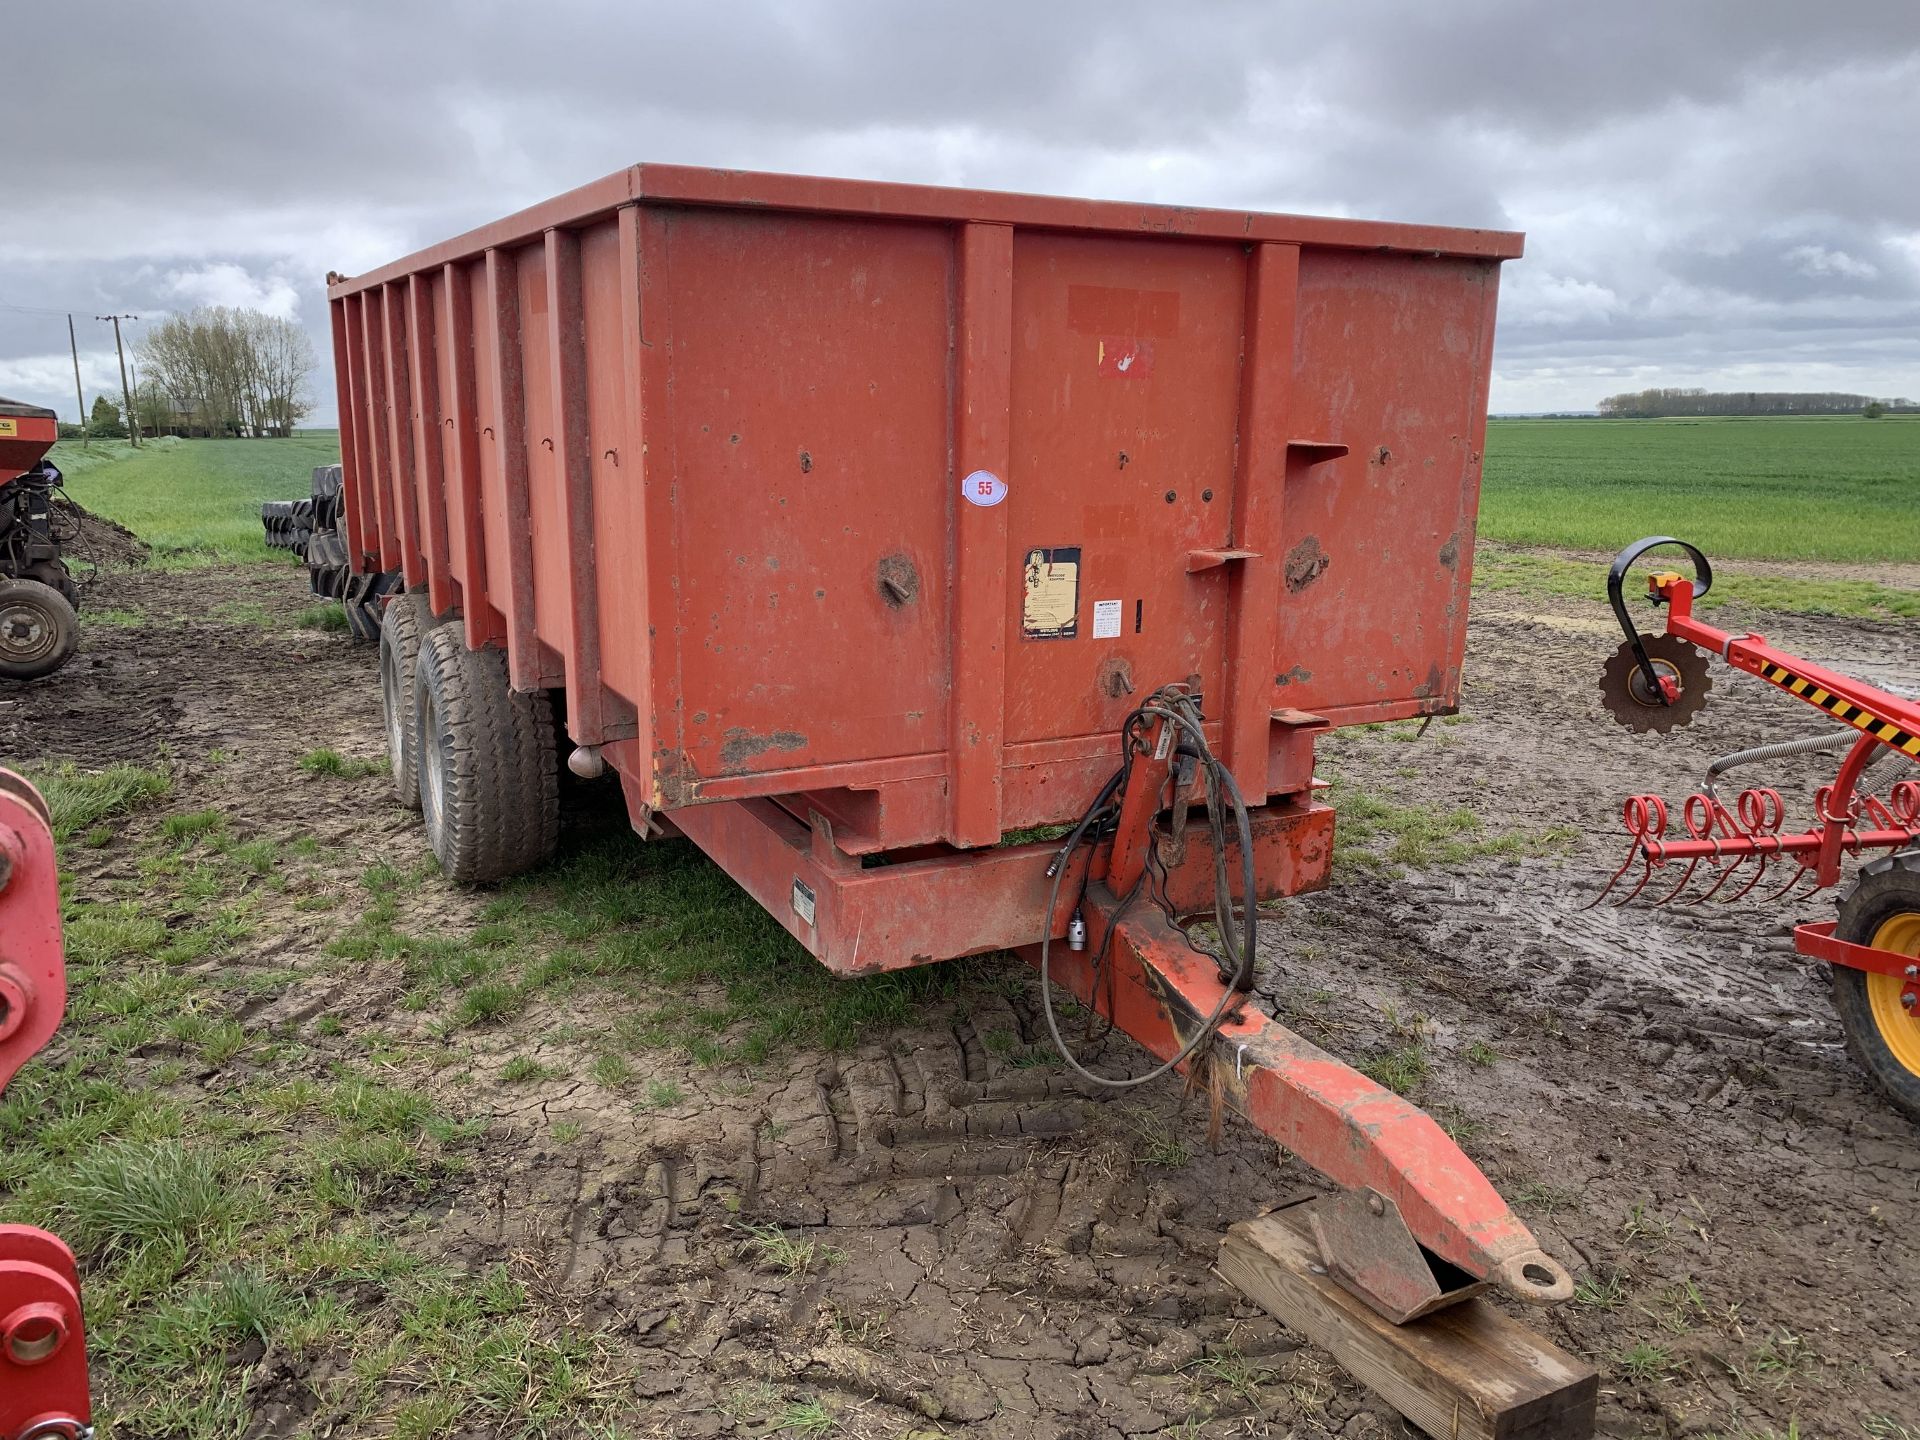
[{"xmin": 1865, "ymin": 912, "xmax": 1920, "ymax": 1076}]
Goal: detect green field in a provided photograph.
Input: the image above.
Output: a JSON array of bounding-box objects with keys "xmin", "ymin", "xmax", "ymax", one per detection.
[
  {"xmin": 1481, "ymin": 416, "xmax": 1920, "ymax": 563},
  {"xmin": 50, "ymin": 433, "xmax": 339, "ymax": 567}
]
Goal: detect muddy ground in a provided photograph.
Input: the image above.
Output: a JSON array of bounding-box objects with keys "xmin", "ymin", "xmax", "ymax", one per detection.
[{"xmin": 2, "ymin": 557, "xmax": 1916, "ymax": 1439}]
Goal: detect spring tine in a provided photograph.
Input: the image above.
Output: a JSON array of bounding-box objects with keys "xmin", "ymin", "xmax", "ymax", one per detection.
[
  {"xmin": 1610, "ymin": 854, "xmax": 1659, "ymax": 908},
  {"xmin": 1584, "ymin": 844, "xmax": 1643, "ymax": 910},
  {"xmin": 1647, "ymin": 856, "xmax": 1701, "ymax": 907},
  {"xmin": 1685, "ymin": 855, "xmax": 1746, "ymax": 905},
  {"xmin": 1758, "ymin": 861, "xmax": 1815, "ymax": 906},
  {"xmin": 1718, "ymin": 851, "xmax": 1772, "ymax": 906},
  {"xmin": 1781, "ymin": 867, "xmax": 1826, "ymax": 906}
]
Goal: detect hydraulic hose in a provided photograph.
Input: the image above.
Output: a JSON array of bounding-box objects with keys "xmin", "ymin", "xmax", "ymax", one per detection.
[{"xmin": 1037, "ymin": 688, "xmax": 1259, "ymax": 1089}]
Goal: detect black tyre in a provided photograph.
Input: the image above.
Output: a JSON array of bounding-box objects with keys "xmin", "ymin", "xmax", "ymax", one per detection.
[
  {"xmin": 1830, "ymin": 849, "xmax": 1920, "ymax": 1123},
  {"xmin": 22, "ymin": 561, "xmax": 78, "ymax": 610},
  {"xmin": 413, "ymin": 627, "xmax": 559, "ymax": 884},
  {"xmin": 0, "ymin": 579, "xmax": 79, "ymax": 681},
  {"xmin": 380, "ymin": 593, "xmax": 433, "ymax": 809}
]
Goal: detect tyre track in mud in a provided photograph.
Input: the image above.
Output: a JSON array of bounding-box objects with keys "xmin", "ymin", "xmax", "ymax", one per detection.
[{"xmin": 5, "ymin": 563, "xmax": 1916, "ymax": 1437}]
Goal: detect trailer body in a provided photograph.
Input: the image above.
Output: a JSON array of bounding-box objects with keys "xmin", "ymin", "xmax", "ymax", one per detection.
[
  {"xmin": 328, "ymin": 165, "xmax": 1518, "ymax": 903},
  {"xmin": 322, "ymin": 172, "xmax": 1600, "ymax": 1421}
]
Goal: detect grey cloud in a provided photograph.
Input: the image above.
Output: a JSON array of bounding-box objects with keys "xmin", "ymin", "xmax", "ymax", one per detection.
[{"xmin": 3, "ymin": 0, "xmax": 1917, "ymax": 419}]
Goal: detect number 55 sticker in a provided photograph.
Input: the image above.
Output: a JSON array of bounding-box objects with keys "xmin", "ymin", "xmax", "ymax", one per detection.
[{"xmin": 962, "ymin": 469, "xmax": 1007, "ymax": 508}]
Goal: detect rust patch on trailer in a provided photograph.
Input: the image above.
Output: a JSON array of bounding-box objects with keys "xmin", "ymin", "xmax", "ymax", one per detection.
[
  {"xmin": 720, "ymin": 727, "xmax": 808, "ymax": 770},
  {"xmin": 1284, "ymin": 536, "xmax": 1329, "ymax": 594},
  {"xmin": 1438, "ymin": 530, "xmax": 1460, "ymax": 571},
  {"xmin": 1276, "ymin": 664, "xmax": 1312, "ymax": 688},
  {"xmin": 1098, "ymin": 655, "xmax": 1136, "ymax": 700},
  {"xmin": 876, "ymin": 554, "xmax": 920, "ymax": 608}
]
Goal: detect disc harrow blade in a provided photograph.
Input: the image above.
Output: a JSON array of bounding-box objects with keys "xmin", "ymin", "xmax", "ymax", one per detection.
[{"xmin": 1598, "ymin": 635, "xmax": 1712, "ymax": 734}]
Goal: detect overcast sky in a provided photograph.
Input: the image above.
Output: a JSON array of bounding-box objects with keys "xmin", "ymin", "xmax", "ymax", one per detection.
[{"xmin": 5, "ymin": 1, "xmax": 1917, "ymax": 422}]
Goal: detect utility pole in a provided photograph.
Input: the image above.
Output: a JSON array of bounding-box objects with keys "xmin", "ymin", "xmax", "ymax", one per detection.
[
  {"xmin": 67, "ymin": 314, "xmax": 89, "ymax": 450},
  {"xmin": 96, "ymin": 313, "xmax": 139, "ymax": 447}
]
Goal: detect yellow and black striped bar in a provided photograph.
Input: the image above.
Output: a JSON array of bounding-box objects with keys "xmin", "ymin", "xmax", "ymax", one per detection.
[{"xmin": 1757, "ymin": 661, "xmax": 1920, "ymax": 757}]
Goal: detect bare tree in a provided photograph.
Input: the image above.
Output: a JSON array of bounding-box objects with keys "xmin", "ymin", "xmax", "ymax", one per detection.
[{"xmin": 137, "ymin": 306, "xmax": 317, "ymax": 437}]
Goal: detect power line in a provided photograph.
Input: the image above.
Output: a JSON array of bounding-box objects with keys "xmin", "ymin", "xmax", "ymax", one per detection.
[{"xmin": 0, "ymin": 293, "xmax": 98, "ymax": 318}]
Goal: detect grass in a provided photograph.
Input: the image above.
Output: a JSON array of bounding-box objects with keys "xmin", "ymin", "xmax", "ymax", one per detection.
[
  {"xmin": 1358, "ymin": 1044, "xmax": 1430, "ymax": 1094},
  {"xmin": 1182, "ymin": 1351, "xmax": 1274, "ymax": 1413},
  {"xmin": 777, "ymin": 1398, "xmax": 838, "ymax": 1436},
  {"xmin": 1615, "ymin": 1339, "xmax": 1674, "ymax": 1383},
  {"xmin": 299, "ymin": 747, "xmax": 383, "ymax": 779},
  {"xmin": 736, "ymin": 1222, "xmax": 841, "ymax": 1276},
  {"xmin": 1481, "ymin": 416, "xmax": 1920, "ymax": 562},
  {"xmin": 49, "ymin": 432, "xmax": 339, "ymax": 567},
  {"xmin": 0, "ymin": 782, "xmax": 654, "ymax": 1437},
  {"xmin": 1573, "ymin": 1269, "xmax": 1627, "ymax": 1310},
  {"xmin": 1323, "ymin": 775, "xmax": 1577, "ymax": 874},
  {"xmin": 50, "ymin": 1140, "xmax": 241, "ymax": 1260},
  {"xmin": 296, "ymin": 602, "xmax": 349, "ymax": 632},
  {"xmin": 28, "ymin": 762, "xmax": 172, "ymax": 841},
  {"xmin": 326, "ymin": 819, "xmax": 1015, "ymax": 1068},
  {"xmin": 1475, "ymin": 547, "xmax": 1920, "ymax": 621}
]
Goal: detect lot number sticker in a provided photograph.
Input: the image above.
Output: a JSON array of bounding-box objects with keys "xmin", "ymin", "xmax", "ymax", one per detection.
[{"xmin": 963, "ymin": 469, "xmax": 1007, "ymax": 507}]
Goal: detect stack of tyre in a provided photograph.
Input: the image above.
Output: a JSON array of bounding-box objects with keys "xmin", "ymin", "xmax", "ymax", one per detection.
[
  {"xmin": 260, "ymin": 498, "xmax": 315, "ymax": 554},
  {"xmin": 298, "ymin": 465, "xmax": 351, "ymax": 601},
  {"xmin": 261, "ymin": 463, "xmax": 406, "ymax": 636}
]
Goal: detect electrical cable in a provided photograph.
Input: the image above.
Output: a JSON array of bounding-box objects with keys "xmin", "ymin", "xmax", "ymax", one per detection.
[{"xmin": 1037, "ymin": 686, "xmax": 1259, "ymax": 1089}]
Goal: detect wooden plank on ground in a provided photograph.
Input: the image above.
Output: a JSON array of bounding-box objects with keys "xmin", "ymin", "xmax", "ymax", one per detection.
[{"xmin": 1217, "ymin": 1209, "xmax": 1597, "ymax": 1440}]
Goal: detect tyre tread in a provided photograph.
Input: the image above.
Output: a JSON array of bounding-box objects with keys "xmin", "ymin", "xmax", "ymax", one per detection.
[
  {"xmin": 1829, "ymin": 848, "xmax": 1920, "ymax": 1123},
  {"xmin": 414, "ymin": 628, "xmax": 559, "ymax": 884}
]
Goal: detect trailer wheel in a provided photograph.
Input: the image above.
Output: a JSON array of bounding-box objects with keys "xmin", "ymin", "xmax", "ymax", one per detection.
[
  {"xmin": 1830, "ymin": 850, "xmax": 1920, "ymax": 1122},
  {"xmin": 380, "ymin": 594, "xmax": 435, "ymax": 809},
  {"xmin": 412, "ymin": 627, "xmax": 559, "ymax": 884},
  {"xmin": 0, "ymin": 578, "xmax": 79, "ymax": 681}
]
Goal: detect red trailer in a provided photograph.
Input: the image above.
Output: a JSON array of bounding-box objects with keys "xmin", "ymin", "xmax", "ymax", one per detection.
[{"xmin": 326, "ymin": 165, "xmax": 1594, "ymax": 1432}]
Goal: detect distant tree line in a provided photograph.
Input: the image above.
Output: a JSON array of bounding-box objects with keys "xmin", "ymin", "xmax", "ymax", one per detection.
[
  {"xmin": 1597, "ymin": 388, "xmax": 1918, "ymax": 418},
  {"xmin": 135, "ymin": 306, "xmax": 317, "ymax": 438}
]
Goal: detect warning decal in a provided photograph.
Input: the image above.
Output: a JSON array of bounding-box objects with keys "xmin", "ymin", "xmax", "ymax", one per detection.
[
  {"xmin": 1092, "ymin": 599, "xmax": 1122, "ymax": 639},
  {"xmin": 0, "ymin": 420, "xmax": 16, "ymax": 437},
  {"xmin": 1022, "ymin": 547, "xmax": 1081, "ymax": 640}
]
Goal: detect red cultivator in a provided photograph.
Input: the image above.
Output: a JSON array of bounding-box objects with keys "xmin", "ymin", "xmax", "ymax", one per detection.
[
  {"xmin": 0, "ymin": 771, "xmax": 91, "ymax": 1440},
  {"xmin": 1595, "ymin": 538, "xmax": 1920, "ymax": 1119}
]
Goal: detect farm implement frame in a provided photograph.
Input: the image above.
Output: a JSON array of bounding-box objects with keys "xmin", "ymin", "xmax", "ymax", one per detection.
[{"xmin": 1595, "ymin": 536, "xmax": 1920, "ymax": 1119}]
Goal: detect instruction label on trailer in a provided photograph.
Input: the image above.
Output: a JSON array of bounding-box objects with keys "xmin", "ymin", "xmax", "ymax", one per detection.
[
  {"xmin": 0, "ymin": 420, "xmax": 15, "ymax": 437},
  {"xmin": 1022, "ymin": 547, "xmax": 1080, "ymax": 639},
  {"xmin": 791, "ymin": 879, "xmax": 816, "ymax": 927},
  {"xmin": 1092, "ymin": 598, "xmax": 1122, "ymax": 639}
]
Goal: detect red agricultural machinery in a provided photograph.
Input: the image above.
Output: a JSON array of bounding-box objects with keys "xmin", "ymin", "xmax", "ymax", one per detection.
[
  {"xmin": 302, "ymin": 163, "xmax": 1601, "ymax": 1433},
  {"xmin": 0, "ymin": 397, "xmax": 81, "ymax": 681},
  {"xmin": 0, "ymin": 770, "xmax": 92, "ymax": 1440},
  {"xmin": 1595, "ymin": 537, "xmax": 1920, "ymax": 1119}
]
